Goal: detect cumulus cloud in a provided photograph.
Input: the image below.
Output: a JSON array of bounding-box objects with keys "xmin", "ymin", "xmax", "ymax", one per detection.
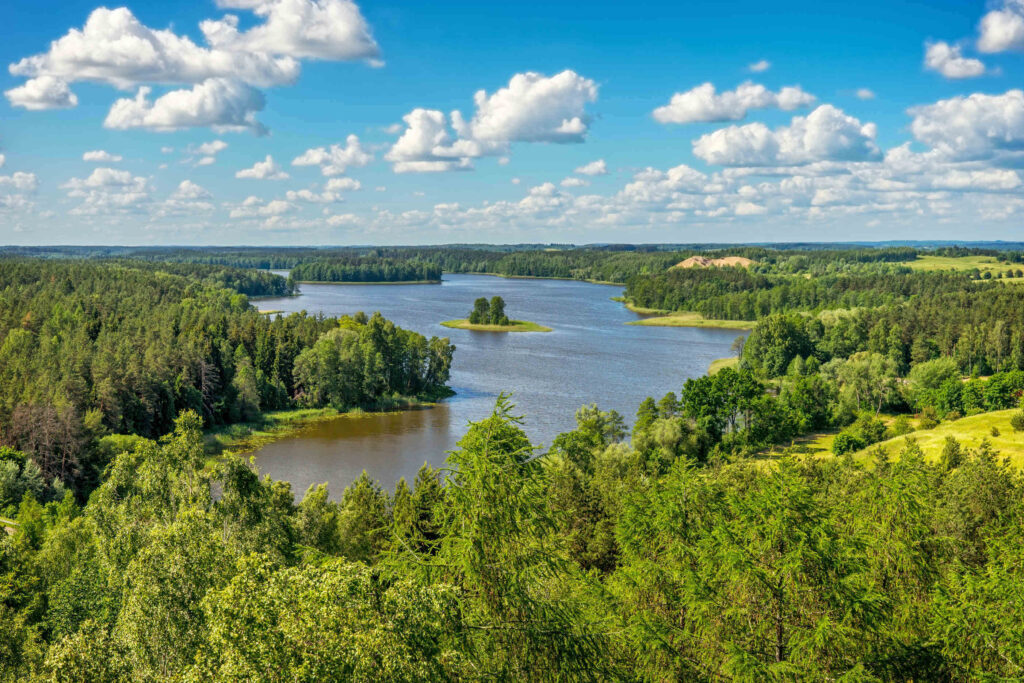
[
  {"xmin": 229, "ymin": 195, "xmax": 294, "ymax": 218},
  {"xmin": 978, "ymin": 1, "xmax": 1024, "ymax": 52},
  {"xmin": 692, "ymin": 105, "xmax": 880, "ymax": 166},
  {"xmin": 4, "ymin": 76, "xmax": 78, "ymax": 110},
  {"xmin": 10, "ymin": 7, "xmax": 299, "ymax": 89},
  {"xmin": 104, "ymin": 78, "xmax": 267, "ymax": 133},
  {"xmin": 748, "ymin": 60, "xmax": 771, "ymax": 73},
  {"xmin": 62, "ymin": 167, "xmax": 152, "ymax": 215},
  {"xmin": 385, "ymin": 108, "xmax": 476, "ymax": 173},
  {"xmin": 386, "ymin": 71, "xmax": 598, "ymax": 172},
  {"xmin": 653, "ymin": 82, "xmax": 816, "ymax": 124},
  {"xmin": 292, "ymin": 134, "xmax": 372, "ymax": 175},
  {"xmin": 574, "ymin": 159, "xmax": 607, "ymax": 176},
  {"xmin": 908, "ymin": 90, "xmax": 1024, "ymax": 161},
  {"xmin": 188, "ymin": 139, "xmax": 229, "ymax": 166},
  {"xmin": 326, "ymin": 177, "xmax": 360, "ymax": 191},
  {"xmin": 201, "ymin": 0, "xmax": 379, "ymax": 61},
  {"xmin": 855, "ymin": 88, "xmax": 876, "ymax": 100},
  {"xmin": 464, "ymin": 70, "xmax": 598, "ymax": 144},
  {"xmin": 172, "ymin": 180, "xmax": 212, "ymax": 199},
  {"xmin": 83, "ymin": 150, "xmax": 123, "ymax": 163},
  {"xmin": 924, "ymin": 41, "xmax": 986, "ymax": 79},
  {"xmin": 561, "ymin": 176, "xmax": 589, "ymax": 187},
  {"xmin": 236, "ymin": 155, "xmax": 289, "ymax": 179},
  {"xmin": 0, "ymin": 172, "xmax": 39, "ymax": 193}
]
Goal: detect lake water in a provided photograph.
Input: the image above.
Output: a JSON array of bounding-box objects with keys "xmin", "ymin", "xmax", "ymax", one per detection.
[{"xmin": 252, "ymin": 274, "xmax": 743, "ymax": 497}]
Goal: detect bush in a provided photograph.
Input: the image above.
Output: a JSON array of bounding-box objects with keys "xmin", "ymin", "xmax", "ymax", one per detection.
[
  {"xmin": 1011, "ymin": 411, "xmax": 1024, "ymax": 433},
  {"xmin": 886, "ymin": 415, "xmax": 914, "ymax": 438},
  {"xmin": 944, "ymin": 410, "xmax": 962, "ymax": 421},
  {"xmin": 832, "ymin": 432, "xmax": 865, "ymax": 456},
  {"xmin": 990, "ymin": 426, "xmax": 1001, "ymax": 438}
]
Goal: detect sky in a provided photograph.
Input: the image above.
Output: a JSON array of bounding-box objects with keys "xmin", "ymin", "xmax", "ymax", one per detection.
[{"xmin": 2, "ymin": 0, "xmax": 1024, "ymax": 245}]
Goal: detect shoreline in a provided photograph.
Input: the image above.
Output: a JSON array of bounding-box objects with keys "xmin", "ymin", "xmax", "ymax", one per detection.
[
  {"xmin": 295, "ymin": 279, "xmax": 442, "ymax": 285},
  {"xmin": 205, "ymin": 392, "xmax": 453, "ymax": 457},
  {"xmin": 441, "ymin": 318, "xmax": 552, "ymax": 333},
  {"xmin": 626, "ymin": 312, "xmax": 753, "ymax": 330}
]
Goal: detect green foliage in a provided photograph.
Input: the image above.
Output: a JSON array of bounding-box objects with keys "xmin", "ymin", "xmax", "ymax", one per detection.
[
  {"xmin": 290, "ymin": 256, "xmax": 442, "ymax": 283},
  {"xmin": 467, "ymin": 296, "xmax": 510, "ymax": 325}
]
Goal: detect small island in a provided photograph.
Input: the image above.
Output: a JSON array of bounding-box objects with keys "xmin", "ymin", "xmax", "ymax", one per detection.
[{"xmin": 441, "ymin": 296, "xmax": 552, "ymax": 332}]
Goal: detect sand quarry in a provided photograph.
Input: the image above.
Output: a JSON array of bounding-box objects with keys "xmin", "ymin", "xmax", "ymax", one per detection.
[{"xmin": 672, "ymin": 256, "xmax": 755, "ymax": 269}]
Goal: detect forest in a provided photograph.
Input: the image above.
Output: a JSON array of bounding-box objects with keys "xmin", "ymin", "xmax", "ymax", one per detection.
[
  {"xmin": 290, "ymin": 257, "xmax": 442, "ymax": 283},
  {"xmin": 2, "ymin": 246, "xmax": 1024, "ymax": 680},
  {"xmin": 0, "ymin": 259, "xmax": 454, "ymax": 506}
]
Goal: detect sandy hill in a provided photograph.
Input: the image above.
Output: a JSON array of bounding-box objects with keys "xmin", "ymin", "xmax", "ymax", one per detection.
[{"xmin": 673, "ymin": 256, "xmax": 754, "ymax": 269}]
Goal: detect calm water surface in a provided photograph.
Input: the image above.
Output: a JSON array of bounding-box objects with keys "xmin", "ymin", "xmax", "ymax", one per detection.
[{"xmin": 253, "ymin": 274, "xmax": 743, "ymax": 497}]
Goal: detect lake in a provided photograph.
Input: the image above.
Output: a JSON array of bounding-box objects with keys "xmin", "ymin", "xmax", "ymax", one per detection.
[{"xmin": 252, "ymin": 273, "xmax": 743, "ymax": 497}]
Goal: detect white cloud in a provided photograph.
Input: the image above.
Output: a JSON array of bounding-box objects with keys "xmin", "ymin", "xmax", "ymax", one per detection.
[
  {"xmin": 104, "ymin": 79, "xmax": 266, "ymax": 134},
  {"xmin": 201, "ymin": 0, "xmax": 379, "ymax": 61},
  {"xmin": 855, "ymin": 88, "xmax": 876, "ymax": 100},
  {"xmin": 385, "ymin": 108, "xmax": 474, "ymax": 173},
  {"xmin": 236, "ymin": 155, "xmax": 289, "ymax": 179},
  {"xmin": 693, "ymin": 105, "xmax": 880, "ymax": 166},
  {"xmin": 0, "ymin": 172, "xmax": 39, "ymax": 193},
  {"xmin": 464, "ymin": 70, "xmax": 598, "ymax": 144},
  {"xmin": 924, "ymin": 41, "xmax": 986, "ymax": 79},
  {"xmin": 978, "ymin": 1, "xmax": 1024, "ymax": 52},
  {"xmin": 62, "ymin": 167, "xmax": 151, "ymax": 215},
  {"xmin": 10, "ymin": 7, "xmax": 299, "ymax": 89},
  {"xmin": 325, "ymin": 177, "xmax": 360, "ymax": 191},
  {"xmin": 229, "ymin": 196, "xmax": 294, "ymax": 218},
  {"xmin": 83, "ymin": 150, "xmax": 123, "ymax": 163},
  {"xmin": 386, "ymin": 70, "xmax": 598, "ymax": 172},
  {"xmin": 909, "ymin": 90, "xmax": 1024, "ymax": 160},
  {"xmin": 653, "ymin": 82, "xmax": 816, "ymax": 124},
  {"xmin": 748, "ymin": 60, "xmax": 771, "ymax": 73},
  {"xmin": 172, "ymin": 180, "xmax": 212, "ymax": 199},
  {"xmin": 196, "ymin": 140, "xmax": 229, "ymax": 156},
  {"xmin": 326, "ymin": 212, "xmax": 359, "ymax": 226},
  {"xmin": 574, "ymin": 159, "xmax": 607, "ymax": 176},
  {"xmin": 292, "ymin": 134, "xmax": 372, "ymax": 175},
  {"xmin": 4, "ymin": 76, "xmax": 78, "ymax": 110},
  {"xmin": 561, "ymin": 176, "xmax": 589, "ymax": 187}
]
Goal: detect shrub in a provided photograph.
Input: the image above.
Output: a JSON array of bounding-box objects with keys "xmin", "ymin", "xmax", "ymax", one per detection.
[
  {"xmin": 1011, "ymin": 411, "xmax": 1024, "ymax": 433},
  {"xmin": 886, "ymin": 415, "xmax": 914, "ymax": 438},
  {"xmin": 832, "ymin": 432, "xmax": 864, "ymax": 456},
  {"xmin": 990, "ymin": 426, "xmax": 1000, "ymax": 438}
]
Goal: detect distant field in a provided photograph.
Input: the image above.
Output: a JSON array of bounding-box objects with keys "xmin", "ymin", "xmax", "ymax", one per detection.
[
  {"xmin": 627, "ymin": 311, "xmax": 753, "ymax": 330},
  {"xmin": 852, "ymin": 409, "xmax": 1024, "ymax": 467},
  {"xmin": 902, "ymin": 254, "xmax": 1020, "ymax": 276}
]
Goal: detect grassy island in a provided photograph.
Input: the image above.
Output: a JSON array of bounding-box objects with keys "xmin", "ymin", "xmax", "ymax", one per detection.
[
  {"xmin": 441, "ymin": 319, "xmax": 551, "ymax": 333},
  {"xmin": 444, "ymin": 295, "xmax": 551, "ymax": 332}
]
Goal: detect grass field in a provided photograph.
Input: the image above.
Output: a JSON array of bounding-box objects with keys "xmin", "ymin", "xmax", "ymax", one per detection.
[
  {"xmin": 708, "ymin": 357, "xmax": 739, "ymax": 375},
  {"xmin": 851, "ymin": 409, "xmax": 1024, "ymax": 467},
  {"xmin": 627, "ymin": 311, "xmax": 754, "ymax": 330},
  {"xmin": 441, "ymin": 319, "xmax": 552, "ymax": 332},
  {"xmin": 902, "ymin": 254, "xmax": 1020, "ymax": 277}
]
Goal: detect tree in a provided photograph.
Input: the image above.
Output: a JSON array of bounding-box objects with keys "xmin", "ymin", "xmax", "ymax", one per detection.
[
  {"xmin": 488, "ymin": 296, "xmax": 509, "ymax": 325},
  {"xmin": 469, "ymin": 297, "xmax": 490, "ymax": 324}
]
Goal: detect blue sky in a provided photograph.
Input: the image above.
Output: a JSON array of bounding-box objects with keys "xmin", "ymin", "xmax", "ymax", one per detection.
[{"xmin": 2, "ymin": 0, "xmax": 1023, "ymax": 244}]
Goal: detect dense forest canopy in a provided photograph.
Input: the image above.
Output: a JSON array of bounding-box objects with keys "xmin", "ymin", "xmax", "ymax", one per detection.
[
  {"xmin": 2, "ymin": 245, "xmax": 1024, "ymax": 680},
  {"xmin": 290, "ymin": 257, "xmax": 442, "ymax": 283},
  {"xmin": 0, "ymin": 260, "xmax": 454, "ymax": 504}
]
